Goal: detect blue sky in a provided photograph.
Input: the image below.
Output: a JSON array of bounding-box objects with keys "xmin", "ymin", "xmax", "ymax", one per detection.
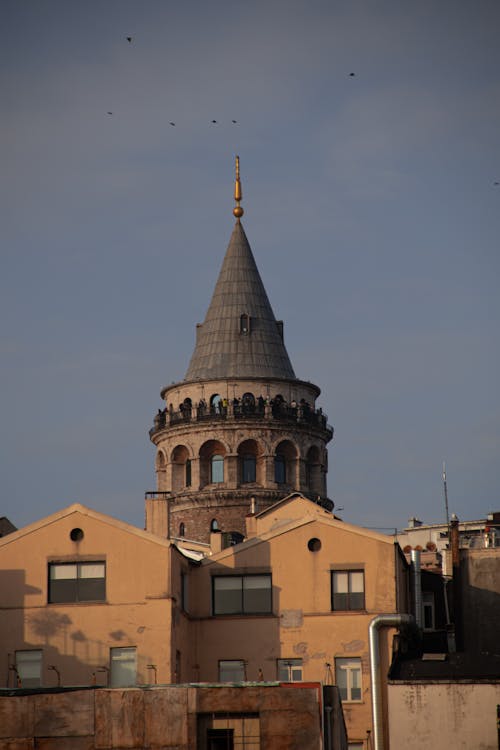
[{"xmin": 1, "ymin": 0, "xmax": 499, "ymax": 533}]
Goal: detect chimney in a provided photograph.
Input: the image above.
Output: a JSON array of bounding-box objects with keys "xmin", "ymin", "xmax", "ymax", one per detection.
[
  {"xmin": 245, "ymin": 497, "xmax": 258, "ymax": 539},
  {"xmin": 210, "ymin": 530, "xmax": 223, "ymax": 554}
]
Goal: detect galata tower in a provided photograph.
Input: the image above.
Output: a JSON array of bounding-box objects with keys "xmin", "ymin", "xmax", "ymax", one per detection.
[{"xmin": 146, "ymin": 158, "xmax": 333, "ymax": 544}]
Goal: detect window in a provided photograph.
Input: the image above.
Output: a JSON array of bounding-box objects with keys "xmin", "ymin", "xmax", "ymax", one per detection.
[
  {"xmin": 48, "ymin": 562, "xmax": 105, "ymax": 603},
  {"xmin": 335, "ymin": 658, "xmax": 362, "ymax": 701},
  {"xmin": 241, "ymin": 455, "xmax": 256, "ymax": 483},
  {"xmin": 213, "ymin": 575, "xmax": 272, "ymax": 615},
  {"xmin": 110, "ymin": 647, "xmax": 137, "ymax": 687},
  {"xmin": 219, "ymin": 660, "xmax": 246, "ymax": 682},
  {"xmin": 331, "ymin": 570, "xmax": 365, "ymax": 611},
  {"xmin": 210, "ymin": 518, "xmax": 219, "ymax": 531},
  {"xmin": 179, "ymin": 522, "xmax": 186, "ymax": 537},
  {"xmin": 207, "ymin": 728, "xmax": 234, "ymax": 750},
  {"xmin": 240, "ymin": 313, "xmax": 251, "ymax": 334},
  {"xmin": 185, "ymin": 459, "xmax": 192, "ymax": 487},
  {"xmin": 422, "ymin": 591, "xmax": 435, "ymax": 630},
  {"xmin": 16, "ymin": 650, "xmax": 42, "ymax": 688},
  {"xmin": 211, "ymin": 454, "xmax": 224, "ymax": 483},
  {"xmin": 277, "ymin": 658, "xmax": 303, "ymax": 681},
  {"xmin": 274, "ymin": 454, "xmax": 286, "ymax": 483}
]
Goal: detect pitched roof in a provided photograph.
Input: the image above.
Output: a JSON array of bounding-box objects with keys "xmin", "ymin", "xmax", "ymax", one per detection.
[{"xmin": 184, "ymin": 220, "xmax": 296, "ymax": 381}]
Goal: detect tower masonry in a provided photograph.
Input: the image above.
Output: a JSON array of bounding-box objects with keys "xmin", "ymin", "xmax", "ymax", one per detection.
[{"xmin": 146, "ymin": 159, "xmax": 333, "ymax": 543}]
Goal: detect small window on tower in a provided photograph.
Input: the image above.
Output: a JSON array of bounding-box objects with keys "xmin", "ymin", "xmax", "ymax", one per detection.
[{"xmin": 240, "ymin": 313, "xmax": 251, "ymax": 335}]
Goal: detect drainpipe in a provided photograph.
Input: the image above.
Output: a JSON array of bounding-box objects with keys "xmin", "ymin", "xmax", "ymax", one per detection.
[
  {"xmin": 410, "ymin": 549, "xmax": 423, "ymax": 629},
  {"xmin": 369, "ymin": 614, "xmax": 414, "ymax": 750}
]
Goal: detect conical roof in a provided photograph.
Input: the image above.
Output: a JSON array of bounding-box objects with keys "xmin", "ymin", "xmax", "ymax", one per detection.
[{"xmin": 185, "ymin": 220, "xmax": 296, "ymax": 381}]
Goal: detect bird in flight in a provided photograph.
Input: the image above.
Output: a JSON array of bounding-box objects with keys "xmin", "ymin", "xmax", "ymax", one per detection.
[
  {"xmin": 232, "ymin": 120, "xmax": 238, "ymax": 124},
  {"xmin": 169, "ymin": 122, "xmax": 176, "ymax": 126},
  {"xmin": 349, "ymin": 72, "xmax": 355, "ymax": 77},
  {"xmin": 107, "ymin": 111, "xmax": 113, "ymax": 115},
  {"xmin": 211, "ymin": 120, "xmax": 218, "ymax": 124},
  {"xmin": 126, "ymin": 36, "xmax": 132, "ymax": 43},
  {"xmin": 494, "ymin": 181, "xmax": 499, "ymax": 186}
]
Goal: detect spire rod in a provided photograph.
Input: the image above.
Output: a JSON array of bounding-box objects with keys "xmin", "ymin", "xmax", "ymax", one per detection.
[{"xmin": 233, "ymin": 155, "xmax": 244, "ymax": 219}]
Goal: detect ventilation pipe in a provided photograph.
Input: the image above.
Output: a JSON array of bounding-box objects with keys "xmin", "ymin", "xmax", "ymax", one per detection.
[
  {"xmin": 410, "ymin": 549, "xmax": 423, "ymax": 628},
  {"xmin": 369, "ymin": 614, "xmax": 414, "ymax": 750}
]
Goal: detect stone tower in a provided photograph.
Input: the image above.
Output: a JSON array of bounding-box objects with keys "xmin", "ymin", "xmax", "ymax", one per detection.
[{"xmin": 146, "ymin": 159, "xmax": 333, "ymax": 543}]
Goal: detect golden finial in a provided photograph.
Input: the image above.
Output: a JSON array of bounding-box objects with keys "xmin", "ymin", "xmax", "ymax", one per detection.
[{"xmin": 233, "ymin": 155, "xmax": 244, "ymax": 219}]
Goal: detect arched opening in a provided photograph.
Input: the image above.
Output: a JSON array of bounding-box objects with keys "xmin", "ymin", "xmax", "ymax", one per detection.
[
  {"xmin": 306, "ymin": 445, "xmax": 323, "ymax": 496},
  {"xmin": 199, "ymin": 440, "xmax": 227, "ymax": 488},
  {"xmin": 179, "ymin": 522, "xmax": 185, "ymax": 537},
  {"xmin": 210, "ymin": 394, "xmax": 222, "ymax": 415},
  {"xmin": 178, "ymin": 397, "xmax": 192, "ymax": 421},
  {"xmin": 171, "ymin": 445, "xmax": 190, "ymax": 492},
  {"xmin": 237, "ymin": 439, "xmax": 261, "ymax": 485},
  {"xmin": 274, "ymin": 440, "xmax": 298, "ymax": 487},
  {"xmin": 210, "ymin": 519, "xmax": 219, "ymax": 532},
  {"xmin": 241, "ymin": 392, "xmax": 255, "ymax": 414}
]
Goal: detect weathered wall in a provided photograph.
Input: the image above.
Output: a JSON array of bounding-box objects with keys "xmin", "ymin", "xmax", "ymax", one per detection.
[
  {"xmin": 0, "ymin": 685, "xmax": 328, "ymax": 750},
  {"xmin": 388, "ymin": 681, "xmax": 500, "ymax": 749}
]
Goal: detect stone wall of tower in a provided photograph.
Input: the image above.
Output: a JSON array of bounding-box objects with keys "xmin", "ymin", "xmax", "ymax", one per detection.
[{"xmin": 148, "ymin": 377, "xmax": 333, "ymax": 544}]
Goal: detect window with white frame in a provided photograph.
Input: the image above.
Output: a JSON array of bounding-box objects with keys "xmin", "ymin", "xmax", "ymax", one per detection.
[
  {"xmin": 277, "ymin": 658, "xmax": 303, "ymax": 681},
  {"xmin": 335, "ymin": 657, "xmax": 362, "ymax": 701},
  {"xmin": 15, "ymin": 650, "xmax": 42, "ymax": 688},
  {"xmin": 48, "ymin": 562, "xmax": 105, "ymax": 603},
  {"xmin": 331, "ymin": 570, "xmax": 365, "ymax": 611},
  {"xmin": 219, "ymin": 659, "xmax": 246, "ymax": 682},
  {"xmin": 213, "ymin": 575, "xmax": 272, "ymax": 615},
  {"xmin": 110, "ymin": 646, "xmax": 137, "ymax": 687}
]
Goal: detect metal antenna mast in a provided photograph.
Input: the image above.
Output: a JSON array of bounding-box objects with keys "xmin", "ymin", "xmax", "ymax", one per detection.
[{"xmin": 442, "ymin": 461, "xmax": 450, "ymax": 527}]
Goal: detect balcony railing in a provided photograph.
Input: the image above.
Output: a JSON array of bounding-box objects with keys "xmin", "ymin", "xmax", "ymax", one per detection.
[{"xmin": 150, "ymin": 399, "xmax": 333, "ymax": 438}]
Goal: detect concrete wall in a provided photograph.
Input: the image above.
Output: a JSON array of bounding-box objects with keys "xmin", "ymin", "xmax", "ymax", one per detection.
[
  {"xmin": 388, "ymin": 681, "xmax": 500, "ymax": 749},
  {"xmin": 0, "ymin": 684, "xmax": 329, "ymax": 750}
]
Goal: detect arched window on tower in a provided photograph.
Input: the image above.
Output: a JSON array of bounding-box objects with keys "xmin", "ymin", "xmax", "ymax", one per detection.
[
  {"xmin": 210, "ymin": 519, "xmax": 219, "ymax": 532},
  {"xmin": 211, "ymin": 455, "xmax": 224, "ymax": 483},
  {"xmin": 274, "ymin": 440, "xmax": 297, "ymax": 487},
  {"xmin": 179, "ymin": 522, "xmax": 185, "ymax": 537},
  {"xmin": 210, "ymin": 394, "xmax": 222, "ymax": 415},
  {"xmin": 185, "ymin": 459, "xmax": 192, "ymax": 487}
]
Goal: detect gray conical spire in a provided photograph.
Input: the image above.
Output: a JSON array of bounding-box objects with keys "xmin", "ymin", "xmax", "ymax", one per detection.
[{"xmin": 185, "ymin": 220, "xmax": 296, "ymax": 381}]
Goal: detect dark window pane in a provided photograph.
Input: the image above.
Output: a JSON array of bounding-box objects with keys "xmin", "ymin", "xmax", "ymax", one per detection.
[
  {"xmin": 186, "ymin": 460, "xmax": 192, "ymax": 487},
  {"xmin": 350, "ymin": 592, "xmax": 364, "ymax": 610},
  {"xmin": 78, "ymin": 578, "xmax": 106, "ymax": 601},
  {"xmin": 242, "ymin": 456, "xmax": 256, "ymax": 483},
  {"xmin": 213, "ymin": 577, "xmax": 242, "ymax": 614},
  {"xmin": 332, "ymin": 592, "xmax": 348, "ymax": 610},
  {"xmin": 243, "ymin": 576, "xmax": 272, "ymax": 613},
  {"xmin": 274, "ymin": 455, "xmax": 286, "ymax": 483}
]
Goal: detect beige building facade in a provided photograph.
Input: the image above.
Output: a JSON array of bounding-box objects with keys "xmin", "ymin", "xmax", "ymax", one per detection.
[{"xmin": 0, "ymin": 494, "xmax": 409, "ymax": 747}]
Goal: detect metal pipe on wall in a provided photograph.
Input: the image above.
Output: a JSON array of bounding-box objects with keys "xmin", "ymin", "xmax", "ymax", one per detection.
[
  {"xmin": 369, "ymin": 614, "xmax": 414, "ymax": 750},
  {"xmin": 410, "ymin": 548, "xmax": 423, "ymax": 629}
]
